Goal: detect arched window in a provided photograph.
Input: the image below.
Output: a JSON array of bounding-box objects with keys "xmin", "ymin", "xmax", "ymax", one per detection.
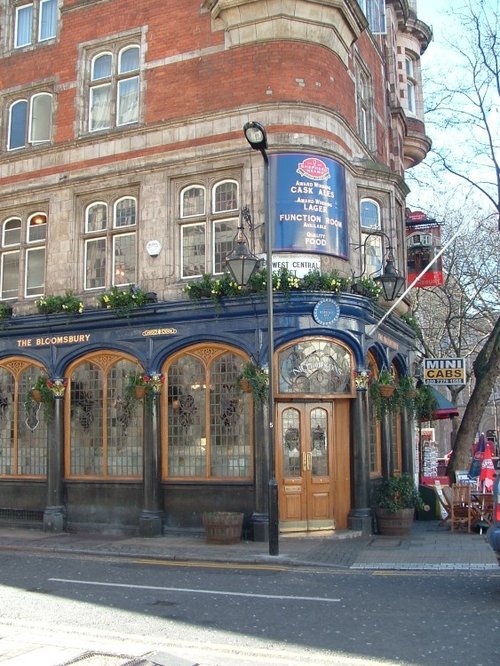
[
  {"xmin": 8, "ymin": 93, "xmax": 52, "ymax": 150},
  {"xmin": 67, "ymin": 353, "xmax": 144, "ymax": 478},
  {"xmin": 0, "ymin": 360, "xmax": 48, "ymax": 478},
  {"xmin": 84, "ymin": 195, "xmax": 137, "ymax": 290},
  {"xmin": 89, "ymin": 44, "xmax": 140, "ymax": 132},
  {"xmin": 1, "ymin": 212, "xmax": 46, "ymax": 299},
  {"xmin": 179, "ymin": 179, "xmax": 240, "ymax": 277},
  {"xmin": 164, "ymin": 345, "xmax": 251, "ymax": 479}
]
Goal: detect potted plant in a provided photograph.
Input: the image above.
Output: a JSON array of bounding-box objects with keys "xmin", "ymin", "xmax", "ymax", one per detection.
[
  {"xmin": 238, "ymin": 362, "xmax": 268, "ymax": 402},
  {"xmin": 374, "ymin": 474, "xmax": 424, "ymax": 536},
  {"xmin": 24, "ymin": 375, "xmax": 55, "ymax": 421},
  {"xmin": 369, "ymin": 369, "xmax": 396, "ymax": 419},
  {"xmin": 0, "ymin": 302, "xmax": 13, "ymax": 320}
]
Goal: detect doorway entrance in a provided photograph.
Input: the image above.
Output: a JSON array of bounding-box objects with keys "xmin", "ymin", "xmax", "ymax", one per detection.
[{"xmin": 277, "ymin": 402, "xmax": 337, "ymax": 532}]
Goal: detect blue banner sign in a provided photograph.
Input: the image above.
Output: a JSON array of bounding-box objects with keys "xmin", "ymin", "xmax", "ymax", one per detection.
[{"xmin": 270, "ymin": 153, "xmax": 347, "ymax": 257}]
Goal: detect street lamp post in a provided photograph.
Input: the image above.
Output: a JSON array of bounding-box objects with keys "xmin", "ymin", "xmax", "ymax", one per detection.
[{"xmin": 226, "ymin": 121, "xmax": 279, "ymax": 556}]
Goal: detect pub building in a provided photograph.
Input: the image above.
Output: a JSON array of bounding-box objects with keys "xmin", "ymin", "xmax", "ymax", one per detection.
[{"xmin": 0, "ymin": 1, "xmax": 432, "ymax": 537}]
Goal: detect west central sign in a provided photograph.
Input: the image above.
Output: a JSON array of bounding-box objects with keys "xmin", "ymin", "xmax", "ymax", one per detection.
[{"xmin": 423, "ymin": 358, "xmax": 466, "ymax": 385}]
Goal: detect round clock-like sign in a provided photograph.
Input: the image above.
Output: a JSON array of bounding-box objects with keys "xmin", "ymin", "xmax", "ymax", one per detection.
[{"xmin": 313, "ymin": 299, "xmax": 340, "ymax": 326}]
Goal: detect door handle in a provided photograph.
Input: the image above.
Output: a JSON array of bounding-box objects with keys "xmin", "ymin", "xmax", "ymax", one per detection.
[{"xmin": 302, "ymin": 452, "xmax": 312, "ymax": 471}]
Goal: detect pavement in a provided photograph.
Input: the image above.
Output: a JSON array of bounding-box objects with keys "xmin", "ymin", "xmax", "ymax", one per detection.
[
  {"xmin": 0, "ymin": 518, "xmax": 497, "ymax": 571},
  {"xmin": 0, "ymin": 520, "xmax": 498, "ymax": 666}
]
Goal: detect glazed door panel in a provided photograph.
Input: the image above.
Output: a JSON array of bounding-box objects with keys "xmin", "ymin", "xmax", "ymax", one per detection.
[{"xmin": 277, "ymin": 402, "xmax": 334, "ymax": 531}]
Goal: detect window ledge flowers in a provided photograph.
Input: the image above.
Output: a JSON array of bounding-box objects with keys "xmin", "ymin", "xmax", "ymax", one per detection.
[
  {"xmin": 97, "ymin": 285, "xmax": 149, "ymax": 316},
  {"xmin": 184, "ymin": 268, "xmax": 354, "ymax": 303},
  {"xmin": 36, "ymin": 292, "xmax": 84, "ymax": 315}
]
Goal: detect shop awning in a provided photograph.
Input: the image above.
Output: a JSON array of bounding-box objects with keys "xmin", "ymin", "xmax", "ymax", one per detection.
[{"xmin": 430, "ymin": 387, "xmax": 459, "ymax": 420}]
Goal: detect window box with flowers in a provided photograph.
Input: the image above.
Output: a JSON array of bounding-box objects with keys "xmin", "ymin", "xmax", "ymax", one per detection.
[
  {"xmin": 0, "ymin": 302, "xmax": 13, "ymax": 321},
  {"xmin": 351, "ymin": 276, "xmax": 383, "ymax": 300},
  {"xmin": 97, "ymin": 285, "xmax": 149, "ymax": 316},
  {"xmin": 36, "ymin": 292, "xmax": 84, "ymax": 315}
]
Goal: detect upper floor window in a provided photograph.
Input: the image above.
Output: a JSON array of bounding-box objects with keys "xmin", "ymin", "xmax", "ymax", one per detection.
[
  {"xmin": 14, "ymin": 0, "xmax": 57, "ymax": 48},
  {"xmin": 0, "ymin": 211, "xmax": 46, "ymax": 299},
  {"xmin": 7, "ymin": 92, "xmax": 52, "ymax": 150},
  {"xmin": 356, "ymin": 68, "xmax": 373, "ymax": 149},
  {"xmin": 89, "ymin": 45, "xmax": 140, "ymax": 132},
  {"xmin": 359, "ymin": 0, "xmax": 386, "ymax": 34},
  {"xmin": 360, "ymin": 198, "xmax": 383, "ymax": 277},
  {"xmin": 179, "ymin": 179, "xmax": 239, "ymax": 278},
  {"xmin": 83, "ymin": 196, "xmax": 137, "ymax": 290},
  {"xmin": 405, "ymin": 56, "xmax": 416, "ymax": 114}
]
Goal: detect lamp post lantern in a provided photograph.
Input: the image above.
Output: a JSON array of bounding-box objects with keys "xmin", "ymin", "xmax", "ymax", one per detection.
[{"xmin": 226, "ymin": 121, "xmax": 279, "ymax": 556}]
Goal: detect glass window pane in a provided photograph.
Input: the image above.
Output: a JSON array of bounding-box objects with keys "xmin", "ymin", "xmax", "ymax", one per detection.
[
  {"xmin": 86, "ymin": 203, "xmax": 107, "ymax": 232},
  {"xmin": 18, "ymin": 368, "xmax": 48, "ymax": 475},
  {"xmin": 117, "ymin": 77, "xmax": 139, "ymax": 125},
  {"xmin": 282, "ymin": 408, "xmax": 301, "ymax": 477},
  {"xmin": 213, "ymin": 218, "xmax": 237, "ymax": 274},
  {"xmin": 114, "ymin": 198, "xmax": 136, "ymax": 228},
  {"xmin": 214, "ymin": 181, "xmax": 238, "ymax": 213},
  {"xmin": 181, "ymin": 186, "xmax": 205, "ymax": 218},
  {"xmin": 25, "ymin": 248, "xmax": 45, "ymax": 296},
  {"xmin": 15, "ymin": 4, "xmax": 33, "ymax": 48},
  {"xmin": 168, "ymin": 356, "xmax": 206, "ymax": 477},
  {"xmin": 107, "ymin": 360, "xmax": 143, "ymax": 477},
  {"xmin": 360, "ymin": 199, "xmax": 380, "ymax": 229},
  {"xmin": 8, "ymin": 100, "xmax": 28, "ymax": 150},
  {"xmin": 311, "ymin": 408, "xmax": 328, "ymax": 476},
  {"xmin": 39, "ymin": 0, "xmax": 57, "ymax": 41},
  {"xmin": 69, "ymin": 363, "xmax": 103, "ymax": 476},
  {"xmin": 113, "ymin": 233, "xmax": 136, "ymax": 285},
  {"xmin": 119, "ymin": 46, "xmax": 139, "ymax": 73},
  {"xmin": 85, "ymin": 238, "xmax": 106, "ymax": 290},
  {"xmin": 278, "ymin": 340, "xmax": 352, "ymax": 394},
  {"xmin": 30, "ymin": 94, "xmax": 52, "ymax": 143},
  {"xmin": 181, "ymin": 224, "xmax": 205, "ymax": 278},
  {"xmin": 92, "ymin": 53, "xmax": 112, "ymax": 80},
  {"xmin": 28, "ymin": 213, "xmax": 47, "ymax": 242},
  {"xmin": 90, "ymin": 84, "xmax": 112, "ymax": 131},
  {"xmin": 1, "ymin": 252, "xmax": 20, "ymax": 299},
  {"xmin": 3, "ymin": 219, "xmax": 21, "ymax": 246},
  {"xmin": 210, "ymin": 353, "xmax": 250, "ymax": 478},
  {"xmin": 362, "ymin": 233, "xmax": 383, "ymax": 277}
]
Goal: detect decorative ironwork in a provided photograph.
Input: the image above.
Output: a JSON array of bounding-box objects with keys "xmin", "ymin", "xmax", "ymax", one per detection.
[
  {"xmin": 178, "ymin": 393, "xmax": 197, "ymax": 427},
  {"xmin": 278, "ymin": 340, "xmax": 352, "ymax": 394}
]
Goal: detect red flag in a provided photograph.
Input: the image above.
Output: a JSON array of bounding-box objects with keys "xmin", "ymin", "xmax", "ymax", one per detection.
[{"xmin": 479, "ymin": 442, "xmax": 495, "ymax": 492}]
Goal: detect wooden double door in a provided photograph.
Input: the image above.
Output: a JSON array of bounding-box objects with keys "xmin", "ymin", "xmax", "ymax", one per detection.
[{"xmin": 276, "ymin": 401, "xmax": 350, "ymax": 532}]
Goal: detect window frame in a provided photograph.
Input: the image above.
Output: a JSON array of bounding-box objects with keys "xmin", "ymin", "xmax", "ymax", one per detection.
[
  {"xmin": 13, "ymin": 0, "xmax": 57, "ymax": 49},
  {"xmin": 360, "ymin": 197, "xmax": 383, "ymax": 278},
  {"xmin": 405, "ymin": 55, "xmax": 417, "ymax": 115},
  {"xmin": 87, "ymin": 43, "xmax": 141, "ymax": 134},
  {"xmin": 83, "ymin": 195, "xmax": 138, "ymax": 291},
  {"xmin": 0, "ymin": 211, "xmax": 46, "ymax": 300},
  {"xmin": 179, "ymin": 178, "xmax": 240, "ymax": 279},
  {"xmin": 7, "ymin": 92, "xmax": 53, "ymax": 151}
]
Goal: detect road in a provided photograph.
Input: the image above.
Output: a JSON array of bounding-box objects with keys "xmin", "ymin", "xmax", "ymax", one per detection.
[{"xmin": 0, "ymin": 550, "xmax": 499, "ymax": 665}]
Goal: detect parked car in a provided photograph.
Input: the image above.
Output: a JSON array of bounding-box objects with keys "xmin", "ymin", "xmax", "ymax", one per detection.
[{"xmin": 488, "ymin": 474, "xmax": 500, "ymax": 565}]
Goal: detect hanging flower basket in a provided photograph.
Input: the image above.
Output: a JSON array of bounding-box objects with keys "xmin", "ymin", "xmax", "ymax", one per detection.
[
  {"xmin": 31, "ymin": 389, "xmax": 42, "ymax": 403},
  {"xmin": 202, "ymin": 512, "xmax": 244, "ymax": 544},
  {"xmin": 134, "ymin": 386, "xmax": 146, "ymax": 399},
  {"xmin": 378, "ymin": 384, "xmax": 395, "ymax": 398},
  {"xmin": 239, "ymin": 378, "xmax": 252, "ymax": 393}
]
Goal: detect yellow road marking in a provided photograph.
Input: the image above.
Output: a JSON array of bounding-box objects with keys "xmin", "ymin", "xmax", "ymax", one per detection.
[{"xmin": 132, "ymin": 559, "xmax": 289, "ymax": 571}]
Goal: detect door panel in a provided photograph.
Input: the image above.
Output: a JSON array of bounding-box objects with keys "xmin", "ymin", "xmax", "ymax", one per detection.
[{"xmin": 277, "ymin": 402, "xmax": 334, "ymax": 532}]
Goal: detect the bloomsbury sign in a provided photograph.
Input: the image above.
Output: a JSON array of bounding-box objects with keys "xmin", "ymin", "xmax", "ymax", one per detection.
[{"xmin": 17, "ymin": 333, "xmax": 92, "ymax": 348}]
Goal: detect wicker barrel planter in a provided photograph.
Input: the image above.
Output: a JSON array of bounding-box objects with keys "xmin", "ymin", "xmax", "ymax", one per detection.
[
  {"xmin": 375, "ymin": 507, "xmax": 414, "ymax": 537},
  {"xmin": 202, "ymin": 512, "xmax": 244, "ymax": 544}
]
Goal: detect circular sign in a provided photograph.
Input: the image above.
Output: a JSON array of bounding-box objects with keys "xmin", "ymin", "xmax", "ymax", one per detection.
[{"xmin": 313, "ymin": 299, "xmax": 340, "ymax": 326}]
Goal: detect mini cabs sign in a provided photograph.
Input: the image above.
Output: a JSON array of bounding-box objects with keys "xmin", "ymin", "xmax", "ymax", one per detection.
[{"xmin": 423, "ymin": 358, "xmax": 466, "ymax": 385}]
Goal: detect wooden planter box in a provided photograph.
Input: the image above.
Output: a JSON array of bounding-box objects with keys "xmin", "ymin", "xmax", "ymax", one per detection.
[
  {"xmin": 202, "ymin": 512, "xmax": 244, "ymax": 544},
  {"xmin": 375, "ymin": 507, "xmax": 414, "ymax": 537}
]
